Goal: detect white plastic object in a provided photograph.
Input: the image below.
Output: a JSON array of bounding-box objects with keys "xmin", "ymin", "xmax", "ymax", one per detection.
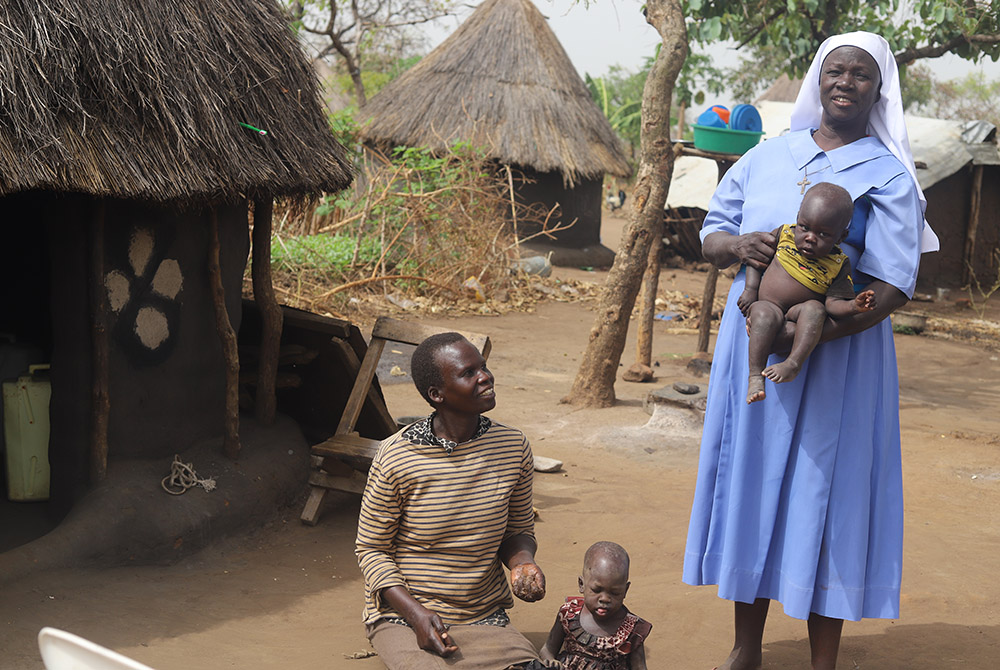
[{"xmin": 37, "ymin": 627, "xmax": 156, "ymax": 670}]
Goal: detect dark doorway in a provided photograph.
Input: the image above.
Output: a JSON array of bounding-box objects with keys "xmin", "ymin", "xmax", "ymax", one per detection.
[{"xmin": 1, "ymin": 192, "xmax": 59, "ymax": 553}]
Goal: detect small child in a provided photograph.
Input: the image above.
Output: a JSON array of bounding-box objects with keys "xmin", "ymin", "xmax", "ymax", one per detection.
[
  {"xmin": 539, "ymin": 542, "xmax": 651, "ymax": 670},
  {"xmin": 739, "ymin": 182, "xmax": 877, "ymax": 404}
]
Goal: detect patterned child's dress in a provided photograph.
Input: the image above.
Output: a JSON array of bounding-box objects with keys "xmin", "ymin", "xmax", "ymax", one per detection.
[{"xmin": 555, "ymin": 597, "xmax": 652, "ymax": 670}]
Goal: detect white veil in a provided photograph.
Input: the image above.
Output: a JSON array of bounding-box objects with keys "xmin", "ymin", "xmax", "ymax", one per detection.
[{"xmin": 789, "ymin": 31, "xmax": 939, "ymax": 253}]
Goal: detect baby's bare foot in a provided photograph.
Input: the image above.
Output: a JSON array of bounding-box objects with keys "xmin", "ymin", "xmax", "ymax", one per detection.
[
  {"xmin": 747, "ymin": 375, "xmax": 766, "ymax": 404},
  {"xmin": 762, "ymin": 359, "xmax": 801, "ymax": 383}
]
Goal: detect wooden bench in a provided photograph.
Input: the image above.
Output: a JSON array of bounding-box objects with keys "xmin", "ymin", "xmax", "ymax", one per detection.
[{"xmin": 300, "ymin": 317, "xmax": 491, "ymax": 525}]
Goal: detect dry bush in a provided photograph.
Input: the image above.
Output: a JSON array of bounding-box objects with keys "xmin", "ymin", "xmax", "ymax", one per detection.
[{"xmin": 248, "ymin": 143, "xmax": 577, "ymax": 319}]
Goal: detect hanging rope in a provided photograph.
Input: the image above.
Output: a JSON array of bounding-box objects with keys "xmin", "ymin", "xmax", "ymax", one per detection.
[{"xmin": 161, "ymin": 454, "xmax": 217, "ymax": 495}]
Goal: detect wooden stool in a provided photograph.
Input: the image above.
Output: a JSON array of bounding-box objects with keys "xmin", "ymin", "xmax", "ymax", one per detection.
[{"xmin": 300, "ymin": 317, "xmax": 491, "ymax": 525}]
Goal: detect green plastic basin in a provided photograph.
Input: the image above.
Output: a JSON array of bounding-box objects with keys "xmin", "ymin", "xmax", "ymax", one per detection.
[{"xmin": 691, "ymin": 124, "xmax": 764, "ymax": 155}]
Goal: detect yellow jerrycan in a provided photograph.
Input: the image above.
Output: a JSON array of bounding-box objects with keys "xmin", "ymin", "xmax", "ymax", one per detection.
[{"xmin": 3, "ymin": 364, "xmax": 51, "ymax": 501}]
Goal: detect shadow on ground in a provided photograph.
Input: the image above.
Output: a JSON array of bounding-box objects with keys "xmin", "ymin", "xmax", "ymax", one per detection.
[
  {"xmin": 527, "ymin": 621, "xmax": 999, "ymax": 669},
  {"xmin": 762, "ymin": 622, "xmax": 1000, "ymax": 669},
  {"xmin": 0, "ymin": 414, "xmax": 310, "ymax": 586}
]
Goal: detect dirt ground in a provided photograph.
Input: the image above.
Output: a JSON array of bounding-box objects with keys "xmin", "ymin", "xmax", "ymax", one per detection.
[{"xmin": 2, "ymin": 214, "xmax": 999, "ymax": 669}]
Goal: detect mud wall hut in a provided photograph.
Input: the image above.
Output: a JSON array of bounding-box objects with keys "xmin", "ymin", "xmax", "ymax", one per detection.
[
  {"xmin": 907, "ymin": 121, "xmax": 1000, "ymax": 290},
  {"xmin": 358, "ymin": 0, "xmax": 631, "ymax": 266},
  {"xmin": 0, "ymin": 1, "xmax": 353, "ymax": 513}
]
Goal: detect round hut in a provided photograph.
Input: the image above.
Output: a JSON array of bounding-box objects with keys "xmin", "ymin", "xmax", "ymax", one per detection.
[
  {"xmin": 358, "ymin": 0, "xmax": 631, "ymax": 267},
  {"xmin": 0, "ymin": 1, "xmax": 352, "ymax": 515}
]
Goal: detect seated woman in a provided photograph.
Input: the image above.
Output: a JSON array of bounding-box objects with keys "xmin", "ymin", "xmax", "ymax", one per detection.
[{"xmin": 356, "ymin": 332, "xmax": 546, "ymax": 669}]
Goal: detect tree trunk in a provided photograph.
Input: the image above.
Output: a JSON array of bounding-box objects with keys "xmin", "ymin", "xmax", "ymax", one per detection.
[
  {"xmin": 252, "ymin": 197, "xmax": 282, "ymax": 425},
  {"xmin": 324, "ymin": 36, "xmax": 366, "ymax": 106},
  {"xmin": 564, "ymin": 0, "xmax": 688, "ymax": 408},
  {"xmin": 349, "ymin": 62, "xmax": 367, "ymax": 107}
]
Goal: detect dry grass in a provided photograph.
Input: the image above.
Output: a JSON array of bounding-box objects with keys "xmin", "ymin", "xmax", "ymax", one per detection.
[{"xmin": 245, "ymin": 145, "xmax": 598, "ymax": 321}]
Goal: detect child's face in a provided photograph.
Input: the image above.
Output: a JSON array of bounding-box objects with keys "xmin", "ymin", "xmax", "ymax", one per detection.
[
  {"xmin": 578, "ymin": 560, "xmax": 630, "ymax": 621},
  {"xmin": 794, "ymin": 208, "xmax": 848, "ymax": 259}
]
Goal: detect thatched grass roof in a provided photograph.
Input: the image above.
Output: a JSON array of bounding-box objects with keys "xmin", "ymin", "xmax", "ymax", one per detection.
[
  {"xmin": 756, "ymin": 74, "xmax": 804, "ymax": 104},
  {"xmin": 359, "ymin": 0, "xmax": 631, "ymax": 185},
  {"xmin": 0, "ymin": 1, "xmax": 352, "ymax": 202}
]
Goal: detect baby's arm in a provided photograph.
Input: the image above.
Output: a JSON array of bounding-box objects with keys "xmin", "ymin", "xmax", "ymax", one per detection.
[
  {"xmin": 738, "ymin": 265, "xmax": 762, "ymax": 316},
  {"xmin": 854, "ymin": 289, "xmax": 877, "ymax": 312},
  {"xmin": 824, "ymin": 261, "xmax": 876, "ymax": 318},
  {"xmin": 826, "ymin": 290, "xmax": 876, "ymax": 318},
  {"xmin": 539, "ymin": 615, "xmax": 565, "ymax": 662},
  {"xmin": 737, "ymin": 226, "xmax": 782, "ymax": 316},
  {"xmin": 628, "ymin": 643, "xmax": 648, "ymax": 670}
]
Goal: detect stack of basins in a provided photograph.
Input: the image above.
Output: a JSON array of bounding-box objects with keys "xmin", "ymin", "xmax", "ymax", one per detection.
[{"xmin": 691, "ymin": 104, "xmax": 765, "ymax": 154}]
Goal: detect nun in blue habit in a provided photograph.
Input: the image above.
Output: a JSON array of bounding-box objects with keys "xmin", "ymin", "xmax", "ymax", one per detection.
[{"xmin": 681, "ymin": 31, "xmax": 939, "ymax": 670}]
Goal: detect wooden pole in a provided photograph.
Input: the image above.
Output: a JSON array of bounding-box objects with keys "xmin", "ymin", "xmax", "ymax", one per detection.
[
  {"xmin": 88, "ymin": 201, "xmax": 110, "ymax": 483},
  {"xmin": 696, "ymin": 266, "xmax": 718, "ymax": 353},
  {"xmin": 695, "ymin": 159, "xmax": 733, "ymax": 354},
  {"xmin": 208, "ymin": 208, "xmax": 241, "ymax": 459},
  {"xmin": 251, "ymin": 197, "xmax": 282, "ymax": 425},
  {"xmin": 635, "ymin": 216, "xmax": 664, "ymax": 367},
  {"xmin": 506, "ymin": 165, "xmax": 520, "ymax": 258},
  {"xmin": 961, "ymin": 164, "xmax": 984, "ymax": 286}
]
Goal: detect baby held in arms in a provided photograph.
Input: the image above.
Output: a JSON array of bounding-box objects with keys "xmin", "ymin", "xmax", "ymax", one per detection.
[{"xmin": 739, "ymin": 182, "xmax": 876, "ymax": 404}]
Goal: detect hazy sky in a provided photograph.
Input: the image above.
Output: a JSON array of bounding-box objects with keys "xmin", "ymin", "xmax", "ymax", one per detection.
[
  {"xmin": 427, "ymin": 1, "xmax": 657, "ymax": 78},
  {"xmin": 427, "ymin": 0, "xmax": 1000, "ymax": 107}
]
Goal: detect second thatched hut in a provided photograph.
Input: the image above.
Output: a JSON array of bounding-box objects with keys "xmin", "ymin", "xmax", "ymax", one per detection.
[{"xmin": 358, "ymin": 0, "xmax": 631, "ymax": 266}]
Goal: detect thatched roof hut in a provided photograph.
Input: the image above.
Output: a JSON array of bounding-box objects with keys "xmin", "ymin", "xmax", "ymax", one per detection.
[
  {"xmin": 0, "ymin": 0, "xmax": 352, "ymax": 201},
  {"xmin": 360, "ymin": 0, "xmax": 629, "ymax": 183},
  {"xmin": 755, "ymin": 74, "xmax": 803, "ymax": 104},
  {"xmin": 358, "ymin": 0, "xmax": 630, "ymax": 264},
  {"xmin": 0, "ymin": 0, "xmax": 354, "ymax": 518}
]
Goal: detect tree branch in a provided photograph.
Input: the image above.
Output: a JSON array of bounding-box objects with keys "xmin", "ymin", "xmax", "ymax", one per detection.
[
  {"xmin": 894, "ymin": 33, "xmax": 1000, "ymax": 65},
  {"xmin": 820, "ymin": 0, "xmax": 838, "ymax": 42},
  {"xmin": 735, "ymin": 7, "xmax": 787, "ymax": 49},
  {"xmin": 380, "ymin": 15, "xmax": 453, "ymax": 28},
  {"xmin": 294, "ymin": 0, "xmax": 457, "ymax": 105}
]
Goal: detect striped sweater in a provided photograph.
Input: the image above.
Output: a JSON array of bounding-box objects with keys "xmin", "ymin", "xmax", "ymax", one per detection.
[{"xmin": 356, "ymin": 419, "xmax": 535, "ymax": 625}]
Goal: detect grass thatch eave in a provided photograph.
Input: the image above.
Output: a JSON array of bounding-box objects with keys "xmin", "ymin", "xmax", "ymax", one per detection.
[
  {"xmin": 358, "ymin": 0, "xmax": 631, "ymax": 187},
  {"xmin": 0, "ymin": 0, "xmax": 353, "ymax": 202},
  {"xmin": 756, "ymin": 74, "xmax": 804, "ymax": 104}
]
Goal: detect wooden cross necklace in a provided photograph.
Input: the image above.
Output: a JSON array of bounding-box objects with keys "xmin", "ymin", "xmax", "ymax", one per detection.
[{"xmin": 797, "ymin": 163, "xmax": 832, "ymax": 194}]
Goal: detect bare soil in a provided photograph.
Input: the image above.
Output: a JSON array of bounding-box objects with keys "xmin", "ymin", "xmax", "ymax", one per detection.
[{"xmin": 2, "ymin": 214, "xmax": 999, "ymax": 670}]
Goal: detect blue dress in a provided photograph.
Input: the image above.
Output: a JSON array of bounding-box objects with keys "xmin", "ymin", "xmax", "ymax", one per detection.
[{"xmin": 682, "ymin": 129, "xmax": 923, "ymax": 621}]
